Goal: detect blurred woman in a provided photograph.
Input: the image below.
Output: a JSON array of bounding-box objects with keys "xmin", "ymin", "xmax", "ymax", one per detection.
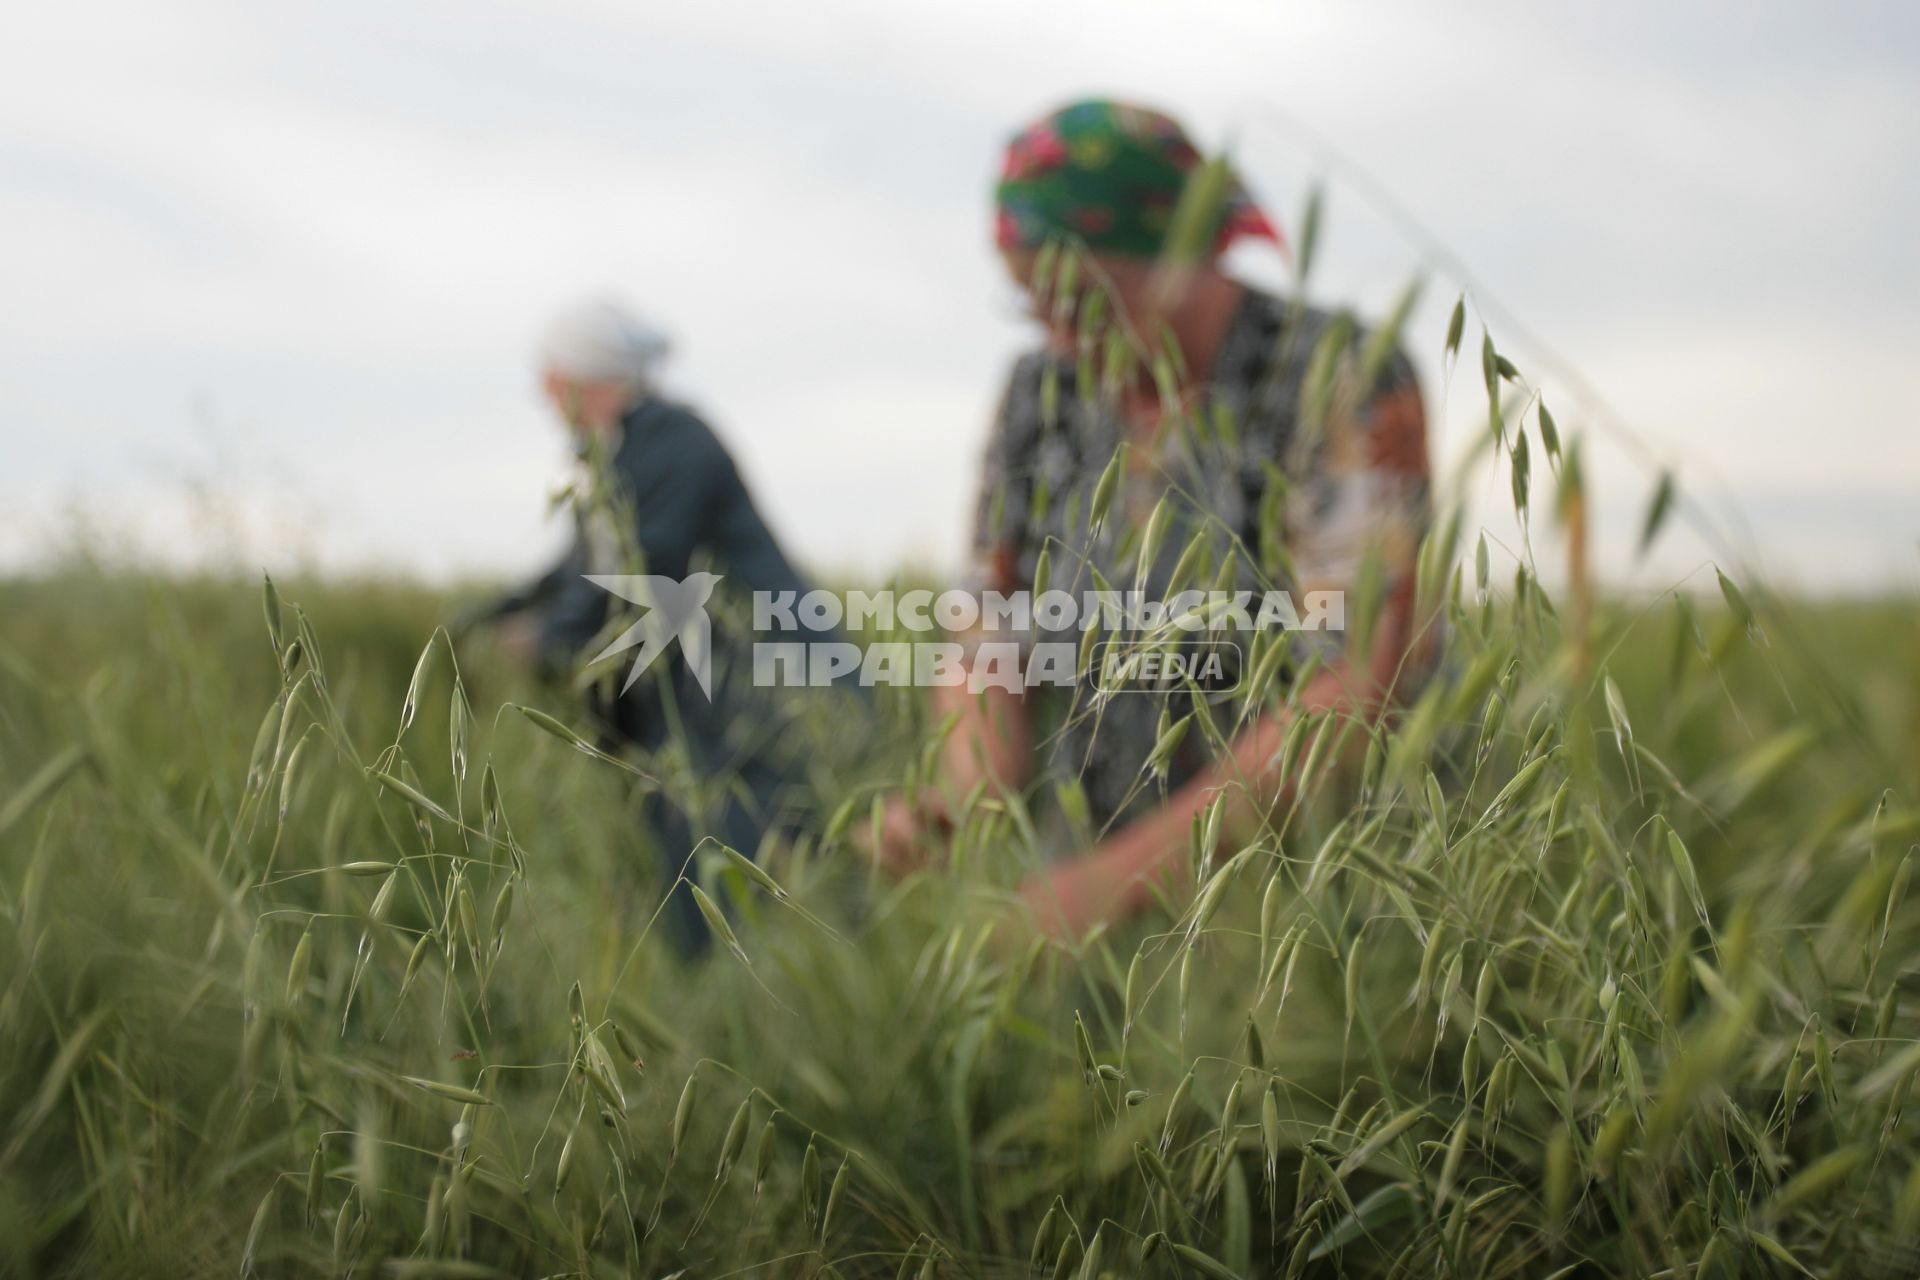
[
  {"xmin": 873, "ymin": 99, "xmax": 1437, "ymax": 936},
  {"xmin": 478, "ymin": 299, "xmax": 821, "ymax": 951}
]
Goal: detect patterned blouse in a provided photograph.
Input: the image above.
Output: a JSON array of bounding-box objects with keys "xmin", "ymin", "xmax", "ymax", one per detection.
[{"xmin": 969, "ymin": 284, "xmax": 1431, "ymax": 832}]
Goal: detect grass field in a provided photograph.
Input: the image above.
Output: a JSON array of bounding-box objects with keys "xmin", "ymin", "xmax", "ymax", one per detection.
[
  {"xmin": 4, "ymin": 273, "xmax": 1920, "ymax": 1280},
  {"xmin": 3, "ymin": 552, "xmax": 1917, "ymax": 1278}
]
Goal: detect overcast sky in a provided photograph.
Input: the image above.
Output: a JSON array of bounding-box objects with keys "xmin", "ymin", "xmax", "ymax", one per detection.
[{"xmin": 3, "ymin": 0, "xmax": 1915, "ymax": 595}]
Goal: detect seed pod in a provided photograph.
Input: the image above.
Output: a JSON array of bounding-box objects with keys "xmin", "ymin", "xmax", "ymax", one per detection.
[
  {"xmin": 670, "ymin": 1071, "xmax": 699, "ymax": 1161},
  {"xmin": 1416, "ymin": 920, "xmax": 1449, "ymax": 1010},
  {"xmin": 1050, "ymin": 1229, "xmax": 1081, "ymax": 1280},
  {"xmin": 285, "ymin": 925, "xmax": 312, "ymax": 1005},
  {"xmin": 1028, "ymin": 1200, "xmax": 1058, "ymax": 1273},
  {"xmin": 1078, "ymin": 616, "xmax": 1103, "ymax": 680},
  {"xmin": 480, "ymin": 762, "xmax": 502, "ymax": 830},
  {"xmin": 1444, "ymin": 298, "xmax": 1466, "ymax": 361},
  {"xmin": 330, "ymin": 1194, "xmax": 356, "ymax": 1271},
  {"xmin": 1471, "ymin": 958, "xmax": 1495, "ymax": 1029},
  {"xmin": 1276, "ymin": 712, "xmax": 1314, "ymax": 786},
  {"xmin": 447, "ymin": 680, "xmax": 470, "ymax": 781},
  {"xmin": 1218, "ymin": 1074, "xmax": 1243, "ymax": 1158},
  {"xmin": 1875, "ymin": 986, "xmax": 1899, "ymax": 1044},
  {"xmin": 1161, "ymin": 1068, "xmax": 1195, "ymax": 1153},
  {"xmin": 1436, "ymin": 1113, "xmax": 1469, "ymax": 1208},
  {"xmin": 1134, "ymin": 1140, "xmax": 1176, "ymax": 1197},
  {"xmin": 1284, "ymin": 1228, "xmax": 1319, "ymax": 1280},
  {"xmin": 1779, "ymin": 1041, "xmax": 1806, "ymax": 1128},
  {"xmin": 822, "ymin": 794, "xmax": 860, "ymax": 847},
  {"xmin": 457, "ymin": 879, "xmax": 480, "ymax": 952},
  {"xmin": 1258, "ymin": 875, "xmax": 1283, "ymax": 968},
  {"xmin": 367, "ymin": 871, "xmax": 399, "ymax": 924},
  {"xmin": 1886, "ymin": 851, "xmax": 1915, "ymax": 936},
  {"xmin": 1146, "ymin": 712, "xmax": 1192, "ymax": 779},
  {"xmin": 401, "ymin": 1075, "xmax": 493, "ymax": 1106},
  {"xmin": 1436, "ymin": 953, "xmax": 1463, "ymax": 1038},
  {"xmin": 582, "ymin": 1032, "xmax": 626, "ymax": 1112},
  {"xmin": 690, "ymin": 884, "xmax": 750, "ymax": 963},
  {"xmin": 1088, "ymin": 445, "xmax": 1126, "ymax": 537},
  {"xmin": 1178, "ymin": 947, "xmax": 1194, "ymax": 1037},
  {"xmin": 402, "ymin": 932, "xmax": 433, "ymax": 992},
  {"xmin": 719, "ymin": 842, "xmax": 789, "ymax": 901},
  {"xmin": 278, "ymin": 733, "xmax": 308, "ymax": 821},
  {"xmin": 611, "ymin": 1021, "xmax": 645, "ymax": 1072},
  {"xmin": 819, "ymin": 1154, "xmax": 850, "ymax": 1246},
  {"xmin": 753, "ymin": 1114, "xmax": 777, "ymax": 1194},
  {"xmin": 337, "ymin": 860, "xmax": 396, "ymax": 877},
  {"xmin": 1261, "ymin": 1084, "xmax": 1282, "ymax": 1174},
  {"xmin": 1420, "ymin": 771, "xmax": 1443, "ymax": 832},
  {"xmin": 306, "ymin": 1143, "xmax": 325, "ymax": 1223},
  {"xmin": 1886, "ymin": 1068, "xmax": 1914, "ymax": 1139},
  {"xmin": 1485, "ymin": 1052, "xmax": 1512, "ymax": 1122},
  {"xmin": 1073, "ymin": 1012, "xmax": 1098, "ymax": 1082},
  {"xmin": 1122, "ymin": 952, "xmax": 1143, "ymax": 1036},
  {"xmin": 1200, "ymin": 792, "xmax": 1227, "ymax": 862},
  {"xmin": 1261, "ymin": 921, "xmax": 1299, "ymax": 1001},
  {"xmin": 518, "ymin": 703, "xmax": 591, "ymax": 749},
  {"xmin": 261, "ymin": 573, "xmax": 286, "ymax": 648},
  {"xmin": 245, "ymin": 696, "xmax": 283, "ymax": 796},
  {"xmin": 489, "ymin": 881, "xmax": 514, "ymax": 944},
  {"xmin": 1076, "ymin": 1225, "xmax": 1104, "ymax": 1280},
  {"xmin": 802, "ymin": 1134, "xmax": 822, "ymax": 1224},
  {"xmin": 716, "ymin": 1097, "xmax": 752, "ymax": 1181},
  {"xmin": 555, "ymin": 1120, "xmax": 578, "ymax": 1189},
  {"xmin": 1815, "ymin": 1023, "xmax": 1837, "ymax": 1104},
  {"xmin": 362, "ymin": 767, "xmax": 453, "ymax": 825},
  {"xmin": 1244, "ymin": 628, "xmax": 1293, "ymax": 707},
  {"xmin": 1544, "ymin": 1127, "xmax": 1573, "ymax": 1228},
  {"xmin": 1666, "ymin": 826, "xmax": 1708, "ymax": 925},
  {"xmin": 241, "ymin": 1183, "xmax": 276, "ymax": 1276},
  {"xmin": 420, "ymin": 1171, "xmax": 447, "ymax": 1250}
]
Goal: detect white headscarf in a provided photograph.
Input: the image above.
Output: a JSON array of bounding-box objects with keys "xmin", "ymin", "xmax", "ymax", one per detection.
[{"xmin": 537, "ymin": 297, "xmax": 671, "ymax": 385}]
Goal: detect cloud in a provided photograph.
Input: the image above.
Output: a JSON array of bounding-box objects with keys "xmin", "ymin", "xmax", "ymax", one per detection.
[{"xmin": 0, "ymin": 0, "xmax": 1913, "ymax": 592}]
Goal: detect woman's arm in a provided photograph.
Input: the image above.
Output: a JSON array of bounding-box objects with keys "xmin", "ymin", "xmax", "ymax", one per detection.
[
  {"xmin": 1018, "ymin": 543, "xmax": 1425, "ymax": 937},
  {"xmin": 867, "ymin": 649, "xmax": 1033, "ymax": 871}
]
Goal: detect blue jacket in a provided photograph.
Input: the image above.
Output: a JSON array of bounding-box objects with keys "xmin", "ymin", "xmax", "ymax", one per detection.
[{"xmin": 502, "ymin": 396, "xmax": 820, "ymax": 764}]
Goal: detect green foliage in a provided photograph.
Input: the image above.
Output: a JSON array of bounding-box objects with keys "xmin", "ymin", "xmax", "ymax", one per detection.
[
  {"xmin": 3, "ymin": 554, "xmax": 1918, "ymax": 1278},
  {"xmin": 6, "ymin": 279, "xmax": 1920, "ymax": 1278}
]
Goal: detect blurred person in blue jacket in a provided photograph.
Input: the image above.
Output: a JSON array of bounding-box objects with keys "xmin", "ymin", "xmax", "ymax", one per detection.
[{"xmin": 473, "ymin": 298, "xmax": 828, "ymax": 951}]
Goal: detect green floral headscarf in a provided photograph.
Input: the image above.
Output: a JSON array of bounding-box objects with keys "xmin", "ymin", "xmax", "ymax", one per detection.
[{"xmin": 993, "ymin": 99, "xmax": 1279, "ymax": 259}]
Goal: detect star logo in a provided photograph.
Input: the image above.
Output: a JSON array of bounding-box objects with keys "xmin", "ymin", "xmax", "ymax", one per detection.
[{"xmin": 583, "ymin": 572, "xmax": 723, "ymax": 698}]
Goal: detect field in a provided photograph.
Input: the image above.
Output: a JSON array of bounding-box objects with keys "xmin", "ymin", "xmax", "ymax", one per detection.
[
  {"xmin": 3, "ymin": 553, "xmax": 1917, "ymax": 1278},
  {"xmin": 5, "ymin": 415, "xmax": 1920, "ymax": 1280}
]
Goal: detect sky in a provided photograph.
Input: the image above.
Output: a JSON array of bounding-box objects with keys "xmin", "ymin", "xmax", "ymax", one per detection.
[{"xmin": 2, "ymin": 0, "xmax": 1916, "ymax": 596}]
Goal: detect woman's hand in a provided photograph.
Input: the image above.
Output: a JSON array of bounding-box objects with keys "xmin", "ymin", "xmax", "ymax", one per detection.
[{"xmin": 857, "ymin": 789, "xmax": 953, "ymax": 875}]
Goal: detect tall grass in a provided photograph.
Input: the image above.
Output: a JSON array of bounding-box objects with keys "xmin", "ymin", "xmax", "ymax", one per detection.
[{"xmin": 4, "ymin": 286, "xmax": 1920, "ymax": 1276}]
